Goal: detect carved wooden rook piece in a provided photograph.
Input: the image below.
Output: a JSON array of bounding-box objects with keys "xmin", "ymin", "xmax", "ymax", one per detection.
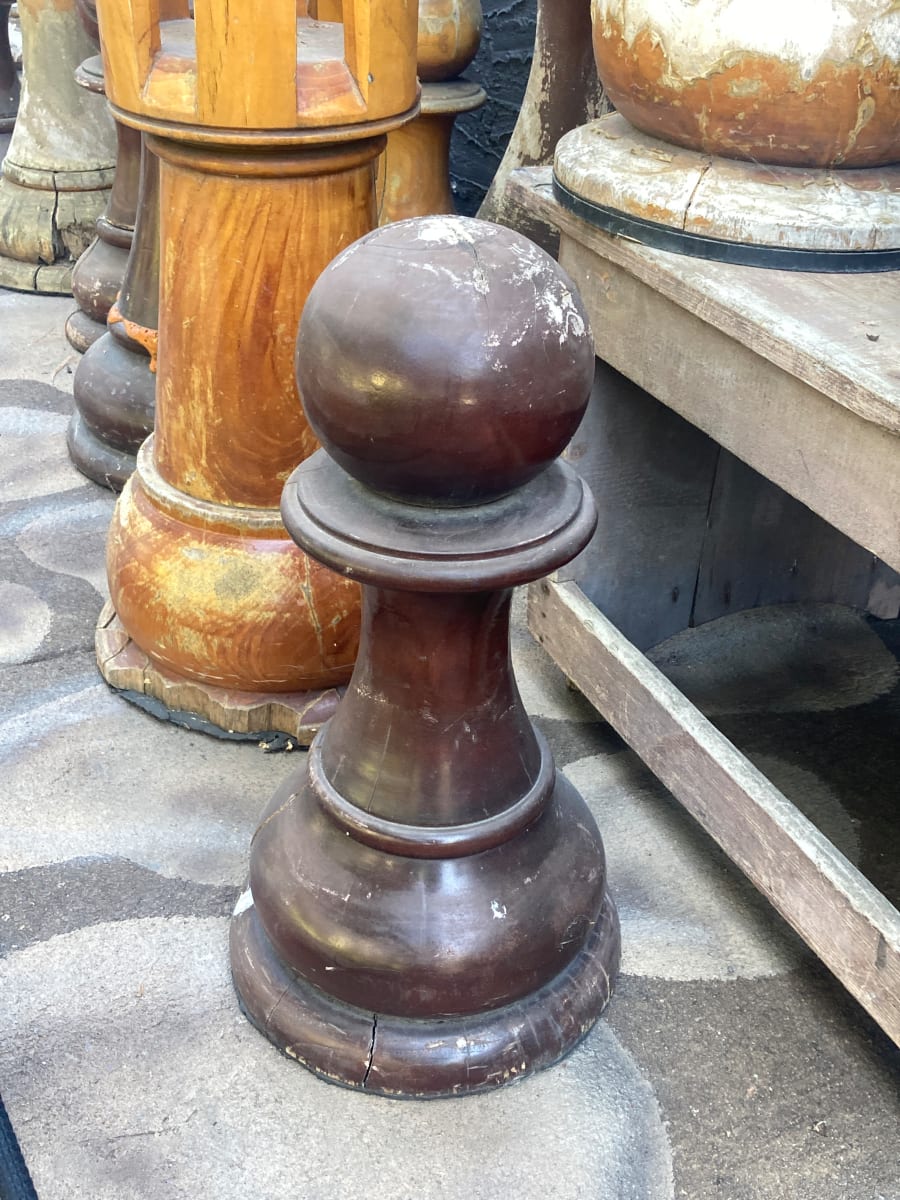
[
  {"xmin": 378, "ymin": 0, "xmax": 485, "ymax": 224},
  {"xmin": 0, "ymin": 0, "xmax": 115, "ymax": 293},
  {"xmin": 95, "ymin": 0, "xmax": 419, "ymax": 739},
  {"xmin": 231, "ymin": 216, "xmax": 621, "ymax": 1098},
  {"xmin": 0, "ymin": 2, "xmax": 19, "ymax": 133}
]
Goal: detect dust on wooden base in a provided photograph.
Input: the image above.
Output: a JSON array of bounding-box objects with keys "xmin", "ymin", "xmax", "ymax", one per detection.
[{"xmin": 95, "ymin": 600, "xmax": 342, "ymax": 745}]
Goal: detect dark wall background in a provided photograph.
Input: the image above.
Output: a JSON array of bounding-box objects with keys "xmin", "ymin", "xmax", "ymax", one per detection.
[{"xmin": 449, "ymin": 0, "xmax": 538, "ymax": 216}]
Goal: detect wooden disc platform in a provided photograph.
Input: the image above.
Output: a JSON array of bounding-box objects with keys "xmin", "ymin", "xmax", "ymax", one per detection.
[
  {"xmin": 554, "ymin": 114, "xmax": 900, "ymax": 271},
  {"xmin": 96, "ymin": 601, "xmax": 342, "ymax": 748},
  {"xmin": 419, "ymin": 77, "xmax": 485, "ymax": 117}
]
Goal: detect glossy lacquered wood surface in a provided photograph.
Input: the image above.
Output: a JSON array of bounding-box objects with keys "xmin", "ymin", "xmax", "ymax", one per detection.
[{"xmin": 232, "ymin": 216, "xmax": 620, "ymax": 1096}]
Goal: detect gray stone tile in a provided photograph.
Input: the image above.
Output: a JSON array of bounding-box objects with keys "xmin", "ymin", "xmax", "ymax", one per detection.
[
  {"xmin": 2, "ymin": 918, "xmax": 674, "ymax": 1200},
  {"xmin": 610, "ymin": 972, "xmax": 900, "ymax": 1200}
]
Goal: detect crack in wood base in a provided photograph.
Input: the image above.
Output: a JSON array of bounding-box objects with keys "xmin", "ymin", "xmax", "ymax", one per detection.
[{"xmin": 230, "ymin": 894, "xmax": 620, "ymax": 1099}]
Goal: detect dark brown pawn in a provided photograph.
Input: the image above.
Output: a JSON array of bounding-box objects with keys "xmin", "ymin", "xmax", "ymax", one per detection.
[
  {"xmin": 0, "ymin": 3, "xmax": 18, "ymax": 134},
  {"xmin": 231, "ymin": 215, "xmax": 620, "ymax": 1099},
  {"xmin": 68, "ymin": 139, "xmax": 158, "ymax": 490},
  {"xmin": 65, "ymin": 53, "xmax": 141, "ymax": 353}
]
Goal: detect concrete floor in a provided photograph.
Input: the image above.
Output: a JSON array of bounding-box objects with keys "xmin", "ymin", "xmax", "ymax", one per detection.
[{"xmin": 1, "ymin": 168, "xmax": 899, "ymax": 1197}]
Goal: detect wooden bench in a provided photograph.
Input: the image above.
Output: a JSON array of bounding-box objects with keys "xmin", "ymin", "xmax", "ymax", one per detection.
[{"xmin": 511, "ymin": 165, "xmax": 900, "ymax": 1045}]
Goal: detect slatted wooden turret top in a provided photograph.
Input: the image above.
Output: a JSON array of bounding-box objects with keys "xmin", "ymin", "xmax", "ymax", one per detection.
[{"xmin": 97, "ymin": 0, "xmax": 419, "ymax": 135}]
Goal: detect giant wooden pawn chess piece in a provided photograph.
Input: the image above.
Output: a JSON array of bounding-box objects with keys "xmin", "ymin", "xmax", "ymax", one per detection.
[
  {"xmin": 378, "ymin": 0, "xmax": 485, "ymax": 223},
  {"xmin": 231, "ymin": 216, "xmax": 620, "ymax": 1098},
  {"xmin": 0, "ymin": 0, "xmax": 115, "ymax": 293},
  {"xmin": 68, "ymin": 139, "xmax": 158, "ymax": 490},
  {"xmin": 96, "ymin": 0, "xmax": 418, "ymax": 742},
  {"xmin": 0, "ymin": 3, "xmax": 19, "ymax": 134},
  {"xmin": 65, "ymin": 55, "xmax": 141, "ymax": 352}
]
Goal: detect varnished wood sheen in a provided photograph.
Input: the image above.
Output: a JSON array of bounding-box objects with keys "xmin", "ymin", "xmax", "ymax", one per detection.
[
  {"xmin": 97, "ymin": 1, "xmax": 418, "ymax": 132},
  {"xmin": 377, "ymin": 0, "xmax": 484, "ymax": 225},
  {"xmin": 231, "ymin": 216, "xmax": 620, "ymax": 1097},
  {"xmin": 66, "ymin": 56, "xmax": 142, "ymax": 353},
  {"xmin": 96, "ymin": 0, "xmax": 418, "ymax": 719},
  {"xmin": 378, "ymin": 80, "xmax": 484, "ymax": 224},
  {"xmin": 69, "ymin": 138, "xmax": 159, "ymax": 490}
]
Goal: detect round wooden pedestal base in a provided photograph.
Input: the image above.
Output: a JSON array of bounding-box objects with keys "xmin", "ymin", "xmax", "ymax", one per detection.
[
  {"xmin": 67, "ymin": 411, "xmax": 138, "ymax": 492},
  {"xmin": 65, "ymin": 308, "xmax": 104, "ymax": 354},
  {"xmin": 96, "ymin": 601, "xmax": 343, "ymax": 745},
  {"xmin": 68, "ymin": 322, "xmax": 155, "ymax": 490},
  {"xmin": 65, "ymin": 223, "xmax": 133, "ymax": 351},
  {"xmin": 231, "ymin": 890, "xmax": 619, "ymax": 1098},
  {"xmin": 102, "ymin": 438, "xmax": 358, "ymax": 735},
  {"xmin": 554, "ymin": 114, "xmax": 900, "ymax": 272},
  {"xmin": 0, "ymin": 166, "xmax": 113, "ymax": 294}
]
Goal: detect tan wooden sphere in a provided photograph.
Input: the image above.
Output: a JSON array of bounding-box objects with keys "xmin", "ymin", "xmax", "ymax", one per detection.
[
  {"xmin": 417, "ymin": 0, "xmax": 483, "ymax": 81},
  {"xmin": 591, "ymin": 0, "xmax": 900, "ymax": 167}
]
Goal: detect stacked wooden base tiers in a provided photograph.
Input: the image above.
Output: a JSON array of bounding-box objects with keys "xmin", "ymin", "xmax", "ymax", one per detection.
[
  {"xmin": 96, "ymin": 602, "xmax": 342, "ymax": 746},
  {"xmin": 554, "ymin": 114, "xmax": 900, "ymax": 271},
  {"xmin": 231, "ymin": 885, "xmax": 619, "ymax": 1099}
]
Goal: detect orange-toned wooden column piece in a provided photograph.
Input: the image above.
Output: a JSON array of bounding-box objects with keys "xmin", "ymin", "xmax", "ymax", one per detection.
[
  {"xmin": 377, "ymin": 0, "xmax": 484, "ymax": 223},
  {"xmin": 94, "ymin": 0, "xmax": 419, "ymax": 742}
]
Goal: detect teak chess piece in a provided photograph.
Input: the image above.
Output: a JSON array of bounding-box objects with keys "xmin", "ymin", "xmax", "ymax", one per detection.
[
  {"xmin": 553, "ymin": 0, "xmax": 900, "ymax": 270},
  {"xmin": 95, "ymin": 0, "xmax": 419, "ymax": 742},
  {"xmin": 231, "ymin": 216, "xmax": 620, "ymax": 1098},
  {"xmin": 0, "ymin": 2, "xmax": 19, "ymax": 134},
  {"xmin": 378, "ymin": 0, "xmax": 485, "ymax": 223},
  {"xmin": 65, "ymin": 53, "xmax": 141, "ymax": 352},
  {"xmin": 68, "ymin": 138, "xmax": 158, "ymax": 490},
  {"xmin": 0, "ymin": 0, "xmax": 115, "ymax": 294}
]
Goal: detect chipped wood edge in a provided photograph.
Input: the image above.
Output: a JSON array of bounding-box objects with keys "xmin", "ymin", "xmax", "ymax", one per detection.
[
  {"xmin": 506, "ymin": 166, "xmax": 900, "ymax": 437},
  {"xmin": 95, "ymin": 604, "xmax": 341, "ymax": 743},
  {"xmin": 527, "ymin": 577, "xmax": 900, "ymax": 1046}
]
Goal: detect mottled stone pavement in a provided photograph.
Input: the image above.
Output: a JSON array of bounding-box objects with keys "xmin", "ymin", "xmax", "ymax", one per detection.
[{"xmin": 1, "ymin": 245, "xmax": 899, "ymax": 1196}]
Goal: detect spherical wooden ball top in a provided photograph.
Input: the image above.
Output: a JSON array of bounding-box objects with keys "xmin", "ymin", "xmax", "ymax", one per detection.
[
  {"xmin": 231, "ymin": 216, "xmax": 620, "ymax": 1099},
  {"xmin": 297, "ymin": 215, "xmax": 595, "ymax": 505}
]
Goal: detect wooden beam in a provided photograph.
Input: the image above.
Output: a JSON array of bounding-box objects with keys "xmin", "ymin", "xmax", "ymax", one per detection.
[{"xmin": 528, "ymin": 577, "xmax": 900, "ymax": 1046}]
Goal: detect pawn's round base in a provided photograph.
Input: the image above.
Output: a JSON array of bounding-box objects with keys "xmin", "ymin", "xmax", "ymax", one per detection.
[
  {"xmin": 68, "ymin": 324, "xmax": 156, "ymax": 491},
  {"xmin": 65, "ymin": 307, "xmax": 105, "ymax": 353},
  {"xmin": 554, "ymin": 113, "xmax": 900, "ymax": 272},
  {"xmin": 66, "ymin": 410, "xmax": 136, "ymax": 491},
  {"xmin": 0, "ymin": 167, "xmax": 112, "ymax": 294},
  {"xmin": 96, "ymin": 601, "xmax": 343, "ymax": 745},
  {"xmin": 231, "ymin": 893, "xmax": 619, "ymax": 1098}
]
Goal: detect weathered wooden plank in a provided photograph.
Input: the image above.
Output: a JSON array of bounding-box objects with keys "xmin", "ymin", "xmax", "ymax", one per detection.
[
  {"xmin": 692, "ymin": 449, "xmax": 900, "ymax": 627},
  {"xmin": 508, "ymin": 168, "xmax": 900, "ymax": 435},
  {"xmin": 557, "ymin": 235, "xmax": 900, "ymax": 573},
  {"xmin": 527, "ymin": 578, "xmax": 900, "ymax": 1046},
  {"xmin": 565, "ymin": 363, "xmax": 900, "ymax": 644},
  {"xmin": 560, "ymin": 362, "xmax": 720, "ymax": 650},
  {"xmin": 554, "ymin": 116, "xmax": 900, "ymax": 253}
]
